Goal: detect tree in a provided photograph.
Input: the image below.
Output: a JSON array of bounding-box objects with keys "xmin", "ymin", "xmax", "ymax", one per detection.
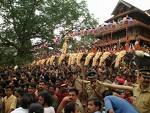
[{"xmin": 0, "ymin": 0, "xmax": 98, "ymax": 65}]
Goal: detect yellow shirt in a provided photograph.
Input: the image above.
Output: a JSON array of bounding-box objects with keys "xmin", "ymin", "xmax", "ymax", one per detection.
[
  {"xmin": 133, "ymin": 85, "xmax": 150, "ymax": 113},
  {"xmin": 3, "ymin": 95, "xmax": 17, "ymax": 113}
]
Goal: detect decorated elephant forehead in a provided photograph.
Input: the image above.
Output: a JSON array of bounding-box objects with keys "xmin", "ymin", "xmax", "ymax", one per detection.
[{"xmin": 139, "ymin": 68, "xmax": 150, "ymax": 74}]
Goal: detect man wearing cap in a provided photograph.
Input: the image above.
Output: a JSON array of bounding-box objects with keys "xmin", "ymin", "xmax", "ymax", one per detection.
[
  {"xmin": 84, "ymin": 70, "xmax": 107, "ymax": 100},
  {"xmin": 132, "ymin": 69, "xmax": 150, "ymax": 113},
  {"xmin": 101, "ymin": 68, "xmax": 150, "ymax": 113},
  {"xmin": 69, "ymin": 69, "xmax": 106, "ymax": 105}
]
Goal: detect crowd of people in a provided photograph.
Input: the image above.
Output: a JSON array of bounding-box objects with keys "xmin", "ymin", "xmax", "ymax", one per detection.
[{"xmin": 0, "ymin": 49, "xmax": 150, "ymax": 113}]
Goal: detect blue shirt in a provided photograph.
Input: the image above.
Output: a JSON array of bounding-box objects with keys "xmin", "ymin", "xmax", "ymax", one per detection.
[{"xmin": 104, "ymin": 96, "xmax": 139, "ymax": 113}]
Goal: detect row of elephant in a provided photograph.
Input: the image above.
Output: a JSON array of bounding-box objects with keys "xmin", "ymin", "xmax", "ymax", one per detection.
[{"xmin": 32, "ymin": 50, "xmax": 150, "ymax": 69}]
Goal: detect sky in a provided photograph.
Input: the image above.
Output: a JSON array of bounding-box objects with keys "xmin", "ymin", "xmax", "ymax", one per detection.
[
  {"xmin": 1, "ymin": 0, "xmax": 149, "ymax": 24},
  {"xmin": 85, "ymin": 0, "xmax": 150, "ymax": 24}
]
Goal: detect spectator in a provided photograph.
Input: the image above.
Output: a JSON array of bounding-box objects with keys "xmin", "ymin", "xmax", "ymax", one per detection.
[
  {"xmin": 64, "ymin": 102, "xmax": 81, "ymax": 113},
  {"xmin": 27, "ymin": 83, "xmax": 36, "ymax": 95},
  {"xmin": 14, "ymin": 88, "xmax": 24, "ymax": 107},
  {"xmin": 38, "ymin": 90, "xmax": 55, "ymax": 113},
  {"xmin": 27, "ymin": 83, "xmax": 38, "ymax": 102},
  {"xmin": 3, "ymin": 86, "xmax": 17, "ymax": 113},
  {"xmin": 104, "ymin": 96, "xmax": 139, "ymax": 113},
  {"xmin": 48, "ymin": 85, "xmax": 58, "ymax": 109},
  {"xmin": 57, "ymin": 88, "xmax": 84, "ymax": 113},
  {"xmin": 29, "ymin": 103, "xmax": 44, "ymax": 113},
  {"xmin": 11, "ymin": 94, "xmax": 33, "ymax": 113},
  {"xmin": 87, "ymin": 98, "xmax": 102, "ymax": 113}
]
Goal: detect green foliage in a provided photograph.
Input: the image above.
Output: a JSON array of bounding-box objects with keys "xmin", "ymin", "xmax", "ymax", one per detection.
[{"xmin": 0, "ymin": 0, "xmax": 98, "ymax": 65}]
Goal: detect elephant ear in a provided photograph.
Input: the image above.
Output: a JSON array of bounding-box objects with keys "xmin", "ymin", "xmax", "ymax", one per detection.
[
  {"xmin": 134, "ymin": 51, "xmax": 150, "ymax": 69},
  {"xmin": 135, "ymin": 50, "xmax": 144, "ymax": 57}
]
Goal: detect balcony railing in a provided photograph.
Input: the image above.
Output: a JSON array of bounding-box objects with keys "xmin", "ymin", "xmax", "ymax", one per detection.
[
  {"xmin": 96, "ymin": 35, "xmax": 150, "ymax": 47},
  {"xmin": 67, "ymin": 19, "xmax": 150, "ymax": 37},
  {"xmin": 98, "ymin": 19, "xmax": 150, "ymax": 36}
]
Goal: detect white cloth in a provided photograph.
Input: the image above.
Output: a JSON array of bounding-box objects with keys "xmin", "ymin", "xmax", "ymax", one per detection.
[
  {"xmin": 94, "ymin": 111, "xmax": 101, "ymax": 113},
  {"xmin": 44, "ymin": 106, "xmax": 55, "ymax": 113},
  {"xmin": 11, "ymin": 107, "xmax": 28, "ymax": 113}
]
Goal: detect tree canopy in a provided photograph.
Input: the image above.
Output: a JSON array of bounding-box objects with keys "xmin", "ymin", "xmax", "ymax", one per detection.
[{"xmin": 0, "ymin": 0, "xmax": 98, "ymax": 66}]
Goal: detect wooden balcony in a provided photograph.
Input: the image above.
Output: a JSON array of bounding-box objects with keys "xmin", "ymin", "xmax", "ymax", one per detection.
[
  {"xmin": 96, "ymin": 19, "xmax": 150, "ymax": 36},
  {"xmin": 67, "ymin": 19, "xmax": 150, "ymax": 39},
  {"xmin": 96, "ymin": 35, "xmax": 150, "ymax": 47}
]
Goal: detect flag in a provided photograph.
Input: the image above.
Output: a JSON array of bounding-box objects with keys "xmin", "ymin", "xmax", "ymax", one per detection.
[{"xmin": 61, "ymin": 38, "xmax": 68, "ymax": 54}]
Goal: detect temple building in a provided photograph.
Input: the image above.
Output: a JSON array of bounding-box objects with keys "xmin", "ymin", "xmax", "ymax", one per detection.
[{"xmin": 95, "ymin": 0, "xmax": 150, "ymax": 51}]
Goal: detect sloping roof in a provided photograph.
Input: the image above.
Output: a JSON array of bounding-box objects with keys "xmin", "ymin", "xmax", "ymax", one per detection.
[
  {"xmin": 145, "ymin": 9, "xmax": 150, "ymax": 16},
  {"xmin": 112, "ymin": 0, "xmax": 136, "ymax": 15},
  {"xmin": 106, "ymin": 0, "xmax": 150, "ymax": 24}
]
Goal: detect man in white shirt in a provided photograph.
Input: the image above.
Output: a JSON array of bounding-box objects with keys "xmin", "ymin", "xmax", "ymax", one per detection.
[
  {"xmin": 11, "ymin": 94, "xmax": 33, "ymax": 113},
  {"xmin": 38, "ymin": 90, "xmax": 55, "ymax": 113}
]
